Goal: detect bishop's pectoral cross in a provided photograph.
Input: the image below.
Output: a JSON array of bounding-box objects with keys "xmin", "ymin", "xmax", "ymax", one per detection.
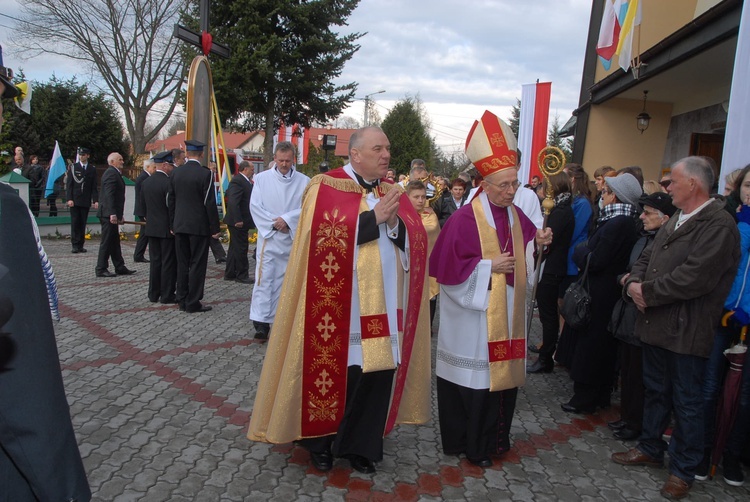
[{"xmin": 173, "ymin": 0, "xmax": 231, "ymax": 153}]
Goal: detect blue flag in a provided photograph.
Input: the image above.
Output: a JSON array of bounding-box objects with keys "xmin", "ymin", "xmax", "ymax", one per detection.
[{"xmin": 45, "ymin": 140, "xmax": 66, "ymax": 198}]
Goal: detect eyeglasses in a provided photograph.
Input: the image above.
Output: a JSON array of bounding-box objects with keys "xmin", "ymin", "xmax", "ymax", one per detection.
[
  {"xmin": 602, "ymin": 188, "xmax": 613, "ymax": 195},
  {"xmin": 659, "ymin": 180, "xmax": 671, "ymax": 188},
  {"xmin": 485, "ymin": 179, "xmax": 521, "ymax": 192}
]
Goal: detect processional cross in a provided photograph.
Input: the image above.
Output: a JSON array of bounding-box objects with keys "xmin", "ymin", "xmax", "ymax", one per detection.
[{"xmin": 173, "ymin": 0, "xmax": 231, "ymax": 157}]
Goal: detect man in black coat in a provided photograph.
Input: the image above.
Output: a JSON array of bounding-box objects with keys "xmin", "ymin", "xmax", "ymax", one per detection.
[
  {"xmin": 169, "ymin": 139, "xmax": 221, "ymax": 313},
  {"xmin": 223, "ymin": 160, "xmax": 255, "ymax": 283},
  {"xmin": 66, "ymin": 146, "xmax": 99, "ymax": 253},
  {"xmin": 95, "ymin": 152, "xmax": 135, "ymax": 277},
  {"xmin": 133, "ymin": 157, "xmax": 156, "ymax": 263},
  {"xmin": 143, "ymin": 151, "xmax": 177, "ymax": 303}
]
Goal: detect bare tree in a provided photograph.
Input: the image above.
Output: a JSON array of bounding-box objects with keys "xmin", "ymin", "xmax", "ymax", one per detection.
[{"xmin": 12, "ymin": 0, "xmax": 187, "ymax": 153}]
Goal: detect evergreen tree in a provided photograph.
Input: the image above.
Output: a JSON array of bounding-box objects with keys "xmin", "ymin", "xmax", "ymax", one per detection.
[
  {"xmin": 547, "ymin": 114, "xmax": 573, "ymax": 164},
  {"xmin": 380, "ymin": 96, "xmax": 431, "ymax": 176},
  {"xmin": 1, "ymin": 76, "xmax": 126, "ymax": 170},
  {"xmin": 208, "ymin": 0, "xmax": 363, "ymax": 164},
  {"xmin": 509, "ymin": 98, "xmax": 521, "ymax": 139}
]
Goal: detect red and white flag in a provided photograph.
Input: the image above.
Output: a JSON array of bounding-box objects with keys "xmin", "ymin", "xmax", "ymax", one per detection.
[
  {"xmin": 274, "ymin": 122, "xmax": 310, "ymax": 165},
  {"xmin": 517, "ymin": 82, "xmax": 552, "ymax": 184}
]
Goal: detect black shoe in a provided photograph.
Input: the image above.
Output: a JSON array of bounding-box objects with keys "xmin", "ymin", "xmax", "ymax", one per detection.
[
  {"xmin": 467, "ymin": 456, "xmax": 492, "ymax": 468},
  {"xmin": 310, "ymin": 450, "xmax": 333, "ymax": 472},
  {"xmin": 96, "ymin": 270, "xmax": 116, "ymax": 278},
  {"xmin": 134, "ymin": 258, "xmax": 150, "ymax": 263},
  {"xmin": 116, "ymin": 268, "xmax": 136, "ymax": 275},
  {"xmin": 607, "ymin": 419, "xmax": 627, "ymax": 431},
  {"xmin": 186, "ymin": 304, "xmax": 212, "ymax": 313},
  {"xmin": 179, "ymin": 303, "xmax": 186, "ymax": 312},
  {"xmin": 527, "ymin": 359, "xmax": 553, "ymax": 374},
  {"xmin": 723, "ymin": 451, "xmax": 745, "ymax": 487},
  {"xmin": 561, "ymin": 402, "xmax": 596, "ymax": 414},
  {"xmin": 613, "ymin": 427, "xmax": 640, "ymax": 441},
  {"xmin": 148, "ymin": 297, "xmax": 159, "ymax": 303},
  {"xmin": 695, "ymin": 448, "xmax": 711, "ymax": 481},
  {"xmin": 160, "ymin": 297, "xmax": 178, "ymax": 304},
  {"xmin": 349, "ymin": 455, "xmax": 375, "ymax": 474},
  {"xmin": 71, "ymin": 248, "xmax": 80, "ymax": 254},
  {"xmin": 235, "ymin": 277, "xmax": 252, "ymax": 284},
  {"xmin": 79, "ymin": 248, "xmax": 88, "ymax": 253},
  {"xmin": 528, "ymin": 343, "xmax": 542, "ymax": 354},
  {"xmin": 216, "ymin": 258, "xmax": 227, "ymax": 264},
  {"xmin": 253, "ymin": 321, "xmax": 270, "ymax": 339},
  {"xmin": 223, "ymin": 276, "xmax": 236, "ymax": 281}
]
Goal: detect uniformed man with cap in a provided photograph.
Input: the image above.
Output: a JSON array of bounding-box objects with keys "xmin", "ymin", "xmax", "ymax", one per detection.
[
  {"xmin": 133, "ymin": 156, "xmax": 156, "ymax": 263},
  {"xmin": 66, "ymin": 146, "xmax": 99, "ymax": 253},
  {"xmin": 168, "ymin": 139, "xmax": 221, "ymax": 313},
  {"xmin": 143, "ymin": 151, "xmax": 178, "ymax": 304}
]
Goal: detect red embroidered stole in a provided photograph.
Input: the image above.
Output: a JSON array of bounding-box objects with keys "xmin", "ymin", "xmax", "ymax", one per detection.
[{"xmin": 300, "ymin": 174, "xmax": 426, "ymax": 437}]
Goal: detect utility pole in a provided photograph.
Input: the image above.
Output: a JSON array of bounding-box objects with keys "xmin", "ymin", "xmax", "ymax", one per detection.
[{"xmin": 362, "ymin": 90, "xmax": 385, "ymax": 126}]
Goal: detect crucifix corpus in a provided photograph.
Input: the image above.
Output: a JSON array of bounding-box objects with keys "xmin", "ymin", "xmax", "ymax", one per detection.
[{"xmin": 173, "ymin": 0, "xmax": 231, "ymax": 158}]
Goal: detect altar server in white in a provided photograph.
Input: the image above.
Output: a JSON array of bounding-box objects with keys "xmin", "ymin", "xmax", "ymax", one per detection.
[{"xmin": 249, "ymin": 141, "xmax": 310, "ymax": 339}]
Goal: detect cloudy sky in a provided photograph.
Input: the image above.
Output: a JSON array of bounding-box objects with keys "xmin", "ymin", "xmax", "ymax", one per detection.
[{"xmin": 0, "ymin": 0, "xmax": 594, "ymax": 154}]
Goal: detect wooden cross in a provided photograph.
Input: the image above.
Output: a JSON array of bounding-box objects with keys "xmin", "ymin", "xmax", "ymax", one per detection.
[{"xmin": 173, "ymin": 0, "xmax": 230, "ymax": 59}]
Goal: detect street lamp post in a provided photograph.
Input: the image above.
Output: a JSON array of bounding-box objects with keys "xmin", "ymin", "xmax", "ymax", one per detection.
[{"xmin": 363, "ymin": 90, "xmax": 385, "ymax": 126}]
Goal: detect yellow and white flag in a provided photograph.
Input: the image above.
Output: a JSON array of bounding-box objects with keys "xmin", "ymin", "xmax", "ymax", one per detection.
[{"xmin": 14, "ymin": 81, "xmax": 32, "ymax": 114}]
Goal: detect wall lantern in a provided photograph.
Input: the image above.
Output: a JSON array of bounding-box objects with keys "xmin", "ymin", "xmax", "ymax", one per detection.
[{"xmin": 636, "ymin": 90, "xmax": 651, "ymax": 134}]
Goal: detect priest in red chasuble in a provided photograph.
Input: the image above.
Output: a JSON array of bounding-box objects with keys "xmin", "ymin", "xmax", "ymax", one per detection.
[
  {"xmin": 247, "ymin": 126, "xmax": 431, "ymax": 475},
  {"xmin": 430, "ymin": 111, "xmax": 553, "ymax": 467}
]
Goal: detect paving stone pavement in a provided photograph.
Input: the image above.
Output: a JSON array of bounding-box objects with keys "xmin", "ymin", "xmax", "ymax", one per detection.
[{"xmin": 39, "ymin": 237, "xmax": 750, "ymax": 501}]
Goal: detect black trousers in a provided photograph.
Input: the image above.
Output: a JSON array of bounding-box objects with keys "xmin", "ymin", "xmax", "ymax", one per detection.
[
  {"xmin": 174, "ymin": 233, "xmax": 210, "ymax": 311},
  {"xmin": 437, "ymin": 377, "xmax": 518, "ymax": 458},
  {"xmin": 619, "ymin": 342, "xmax": 644, "ymax": 432},
  {"xmin": 225, "ymin": 225, "xmax": 250, "ymax": 279},
  {"xmin": 28, "ymin": 189, "xmax": 42, "ymax": 217},
  {"xmin": 537, "ymin": 273, "xmax": 565, "ymax": 363},
  {"xmin": 133, "ymin": 216, "xmax": 148, "ymax": 260},
  {"xmin": 148, "ymin": 237, "xmax": 177, "ymax": 303},
  {"xmin": 209, "ymin": 237, "xmax": 226, "ymax": 261},
  {"xmin": 47, "ymin": 196, "xmax": 58, "ymax": 217},
  {"xmin": 96, "ymin": 219, "xmax": 125, "ymax": 273},
  {"xmin": 298, "ymin": 366, "xmax": 394, "ymax": 462},
  {"xmin": 70, "ymin": 205, "xmax": 90, "ymax": 250}
]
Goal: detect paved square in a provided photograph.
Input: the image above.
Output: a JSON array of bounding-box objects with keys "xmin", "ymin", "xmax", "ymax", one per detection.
[{"xmin": 40, "ymin": 237, "xmax": 750, "ymax": 501}]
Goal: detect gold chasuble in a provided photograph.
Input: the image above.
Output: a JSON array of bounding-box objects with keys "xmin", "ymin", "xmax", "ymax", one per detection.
[
  {"xmin": 471, "ymin": 197, "xmax": 527, "ymax": 392},
  {"xmin": 248, "ymin": 171, "xmax": 431, "ymax": 443}
]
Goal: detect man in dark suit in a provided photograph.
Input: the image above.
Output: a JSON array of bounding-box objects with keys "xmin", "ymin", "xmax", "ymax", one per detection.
[
  {"xmin": 133, "ymin": 157, "xmax": 156, "ymax": 263},
  {"xmin": 142, "ymin": 151, "xmax": 177, "ymax": 303},
  {"xmin": 223, "ymin": 160, "xmax": 255, "ymax": 283},
  {"xmin": 66, "ymin": 146, "xmax": 99, "ymax": 253},
  {"xmin": 95, "ymin": 152, "xmax": 135, "ymax": 277},
  {"xmin": 169, "ymin": 140, "xmax": 221, "ymax": 313}
]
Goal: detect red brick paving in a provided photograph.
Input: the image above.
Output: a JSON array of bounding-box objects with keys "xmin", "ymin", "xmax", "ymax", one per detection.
[{"xmin": 59, "ymin": 300, "xmax": 621, "ymax": 500}]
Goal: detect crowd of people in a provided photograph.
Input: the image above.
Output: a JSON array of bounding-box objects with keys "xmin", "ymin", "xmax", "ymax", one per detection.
[
  {"xmin": 521, "ymin": 156, "xmax": 750, "ymax": 499},
  {"xmin": 4, "ymin": 49, "xmax": 750, "ymax": 498}
]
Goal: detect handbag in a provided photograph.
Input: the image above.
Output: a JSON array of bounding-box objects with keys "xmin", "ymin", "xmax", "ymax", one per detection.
[
  {"xmin": 561, "ymin": 253, "xmax": 592, "ymax": 330},
  {"xmin": 608, "ymin": 296, "xmax": 639, "ymax": 346}
]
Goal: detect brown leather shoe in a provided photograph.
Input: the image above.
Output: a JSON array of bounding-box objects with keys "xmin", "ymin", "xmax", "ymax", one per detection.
[
  {"xmin": 611, "ymin": 448, "xmax": 662, "ymax": 467},
  {"xmin": 660, "ymin": 474, "xmax": 691, "ymax": 499}
]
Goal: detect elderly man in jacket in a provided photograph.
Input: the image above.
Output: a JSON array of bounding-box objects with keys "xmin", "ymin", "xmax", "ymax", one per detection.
[{"xmin": 612, "ymin": 156, "xmax": 740, "ymax": 500}]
